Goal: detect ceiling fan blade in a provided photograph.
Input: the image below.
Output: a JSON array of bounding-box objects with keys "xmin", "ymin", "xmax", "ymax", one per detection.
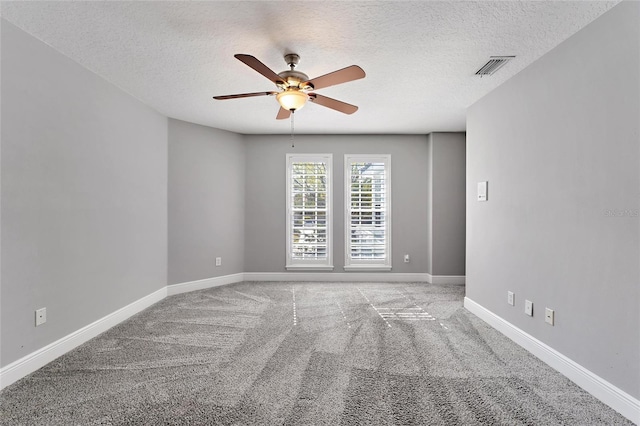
[
  {"xmin": 213, "ymin": 91, "xmax": 278, "ymax": 100},
  {"xmin": 308, "ymin": 93, "xmax": 358, "ymax": 114},
  {"xmin": 276, "ymin": 107, "xmax": 291, "ymax": 120},
  {"xmin": 235, "ymin": 54, "xmax": 286, "ymax": 85},
  {"xmin": 305, "ymin": 65, "xmax": 365, "ymax": 91}
]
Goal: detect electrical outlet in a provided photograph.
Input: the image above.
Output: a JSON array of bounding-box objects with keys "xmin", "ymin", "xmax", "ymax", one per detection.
[
  {"xmin": 545, "ymin": 308, "xmax": 555, "ymax": 325},
  {"xmin": 507, "ymin": 291, "xmax": 515, "ymax": 306},
  {"xmin": 404, "ymin": 254, "xmax": 410, "ymax": 263},
  {"xmin": 525, "ymin": 300, "xmax": 533, "ymax": 316},
  {"xmin": 215, "ymin": 257, "xmax": 222, "ymax": 266},
  {"xmin": 35, "ymin": 308, "xmax": 47, "ymax": 326}
]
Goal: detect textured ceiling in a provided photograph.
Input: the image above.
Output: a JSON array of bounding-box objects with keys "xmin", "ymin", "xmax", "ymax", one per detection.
[{"xmin": 0, "ymin": 1, "xmax": 619, "ymax": 135}]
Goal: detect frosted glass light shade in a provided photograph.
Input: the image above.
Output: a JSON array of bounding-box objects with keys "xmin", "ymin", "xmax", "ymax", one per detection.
[{"xmin": 276, "ymin": 89, "xmax": 308, "ymax": 111}]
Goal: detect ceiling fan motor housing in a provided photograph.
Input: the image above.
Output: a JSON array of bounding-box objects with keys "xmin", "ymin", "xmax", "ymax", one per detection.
[
  {"xmin": 277, "ymin": 54, "xmax": 313, "ymax": 90},
  {"xmin": 277, "ymin": 70, "xmax": 312, "ymax": 90}
]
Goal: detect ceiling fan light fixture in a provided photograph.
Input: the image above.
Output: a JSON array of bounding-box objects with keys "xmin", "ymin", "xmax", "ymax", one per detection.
[{"xmin": 276, "ymin": 89, "xmax": 308, "ymax": 111}]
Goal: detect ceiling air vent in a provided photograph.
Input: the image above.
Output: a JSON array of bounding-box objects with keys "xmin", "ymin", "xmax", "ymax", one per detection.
[{"xmin": 475, "ymin": 56, "xmax": 515, "ymax": 76}]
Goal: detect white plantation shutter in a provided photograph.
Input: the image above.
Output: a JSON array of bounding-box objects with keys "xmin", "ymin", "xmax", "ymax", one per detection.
[
  {"xmin": 286, "ymin": 154, "xmax": 333, "ymax": 270},
  {"xmin": 345, "ymin": 155, "xmax": 391, "ymax": 270}
]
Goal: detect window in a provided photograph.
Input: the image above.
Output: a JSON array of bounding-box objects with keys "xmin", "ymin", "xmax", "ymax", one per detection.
[
  {"xmin": 344, "ymin": 155, "xmax": 391, "ymax": 270},
  {"xmin": 286, "ymin": 154, "xmax": 333, "ymax": 270}
]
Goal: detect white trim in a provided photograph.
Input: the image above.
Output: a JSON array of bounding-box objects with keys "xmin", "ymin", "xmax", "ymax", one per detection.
[
  {"xmin": 426, "ymin": 273, "xmax": 466, "ymax": 285},
  {"xmin": 0, "ymin": 286, "xmax": 167, "ymax": 390},
  {"xmin": 244, "ymin": 272, "xmax": 430, "ymax": 282},
  {"xmin": 167, "ymin": 273, "xmax": 245, "ymax": 296},
  {"xmin": 244, "ymin": 272, "xmax": 465, "ymax": 283},
  {"xmin": 464, "ymin": 297, "xmax": 640, "ymax": 424},
  {"xmin": 285, "ymin": 265, "xmax": 334, "ymax": 271},
  {"xmin": 344, "ymin": 265, "xmax": 392, "ymax": 272}
]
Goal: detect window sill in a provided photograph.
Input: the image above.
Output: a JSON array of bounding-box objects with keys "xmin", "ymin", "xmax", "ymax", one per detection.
[
  {"xmin": 286, "ymin": 265, "xmax": 335, "ymax": 271},
  {"xmin": 344, "ymin": 265, "xmax": 392, "ymax": 272}
]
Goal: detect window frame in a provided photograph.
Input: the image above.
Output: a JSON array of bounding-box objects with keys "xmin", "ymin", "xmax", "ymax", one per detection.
[
  {"xmin": 285, "ymin": 153, "xmax": 333, "ymax": 270},
  {"xmin": 344, "ymin": 154, "xmax": 392, "ymax": 271}
]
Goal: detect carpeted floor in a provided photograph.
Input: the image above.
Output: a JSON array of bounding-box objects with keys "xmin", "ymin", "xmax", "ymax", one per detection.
[{"xmin": 0, "ymin": 282, "xmax": 633, "ymax": 425}]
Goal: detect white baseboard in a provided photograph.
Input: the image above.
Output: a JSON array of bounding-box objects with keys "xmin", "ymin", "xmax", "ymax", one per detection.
[
  {"xmin": 243, "ymin": 272, "xmax": 432, "ymax": 282},
  {"xmin": 167, "ymin": 273, "xmax": 245, "ymax": 296},
  {"xmin": 0, "ymin": 286, "xmax": 167, "ymax": 391},
  {"xmin": 244, "ymin": 272, "xmax": 465, "ymax": 285},
  {"xmin": 464, "ymin": 297, "xmax": 640, "ymax": 424},
  {"xmin": 426, "ymin": 273, "xmax": 466, "ymax": 285}
]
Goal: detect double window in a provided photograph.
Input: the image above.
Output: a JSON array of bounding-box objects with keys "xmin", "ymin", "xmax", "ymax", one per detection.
[{"xmin": 285, "ymin": 153, "xmax": 391, "ymax": 271}]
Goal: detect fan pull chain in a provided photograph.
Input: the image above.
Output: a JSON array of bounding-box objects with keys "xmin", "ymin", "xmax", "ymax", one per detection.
[{"xmin": 290, "ymin": 110, "xmax": 295, "ymax": 148}]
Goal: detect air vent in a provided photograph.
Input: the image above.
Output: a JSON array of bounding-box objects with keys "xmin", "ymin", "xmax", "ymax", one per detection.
[{"xmin": 475, "ymin": 56, "xmax": 515, "ymax": 76}]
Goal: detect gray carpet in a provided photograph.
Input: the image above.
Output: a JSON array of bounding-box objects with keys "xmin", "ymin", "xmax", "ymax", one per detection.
[{"xmin": 0, "ymin": 282, "xmax": 632, "ymax": 425}]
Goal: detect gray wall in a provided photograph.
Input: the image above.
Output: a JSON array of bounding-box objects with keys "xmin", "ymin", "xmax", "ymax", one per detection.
[
  {"xmin": 1, "ymin": 21, "xmax": 168, "ymax": 367},
  {"xmin": 168, "ymin": 119, "xmax": 245, "ymax": 284},
  {"xmin": 466, "ymin": 1, "xmax": 639, "ymax": 399},
  {"xmin": 427, "ymin": 132, "xmax": 466, "ymax": 276},
  {"xmin": 244, "ymin": 134, "xmax": 429, "ymax": 273}
]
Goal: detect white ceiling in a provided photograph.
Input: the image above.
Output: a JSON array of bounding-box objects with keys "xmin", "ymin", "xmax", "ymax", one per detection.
[{"xmin": 0, "ymin": 1, "xmax": 619, "ymax": 135}]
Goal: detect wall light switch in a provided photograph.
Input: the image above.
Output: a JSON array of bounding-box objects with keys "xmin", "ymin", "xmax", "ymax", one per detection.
[{"xmin": 477, "ymin": 181, "xmax": 488, "ymax": 201}]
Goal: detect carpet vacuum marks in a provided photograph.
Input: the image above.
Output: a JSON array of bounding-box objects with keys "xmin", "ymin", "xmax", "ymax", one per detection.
[{"xmin": 0, "ymin": 282, "xmax": 632, "ymax": 425}]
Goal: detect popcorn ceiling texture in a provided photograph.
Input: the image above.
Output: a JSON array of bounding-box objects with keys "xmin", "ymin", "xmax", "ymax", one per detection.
[
  {"xmin": 0, "ymin": 282, "xmax": 632, "ymax": 425},
  {"xmin": 0, "ymin": 1, "xmax": 619, "ymax": 134}
]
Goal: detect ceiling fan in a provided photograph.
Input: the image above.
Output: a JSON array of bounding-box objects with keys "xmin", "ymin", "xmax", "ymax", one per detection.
[{"xmin": 213, "ymin": 53, "xmax": 365, "ymax": 120}]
